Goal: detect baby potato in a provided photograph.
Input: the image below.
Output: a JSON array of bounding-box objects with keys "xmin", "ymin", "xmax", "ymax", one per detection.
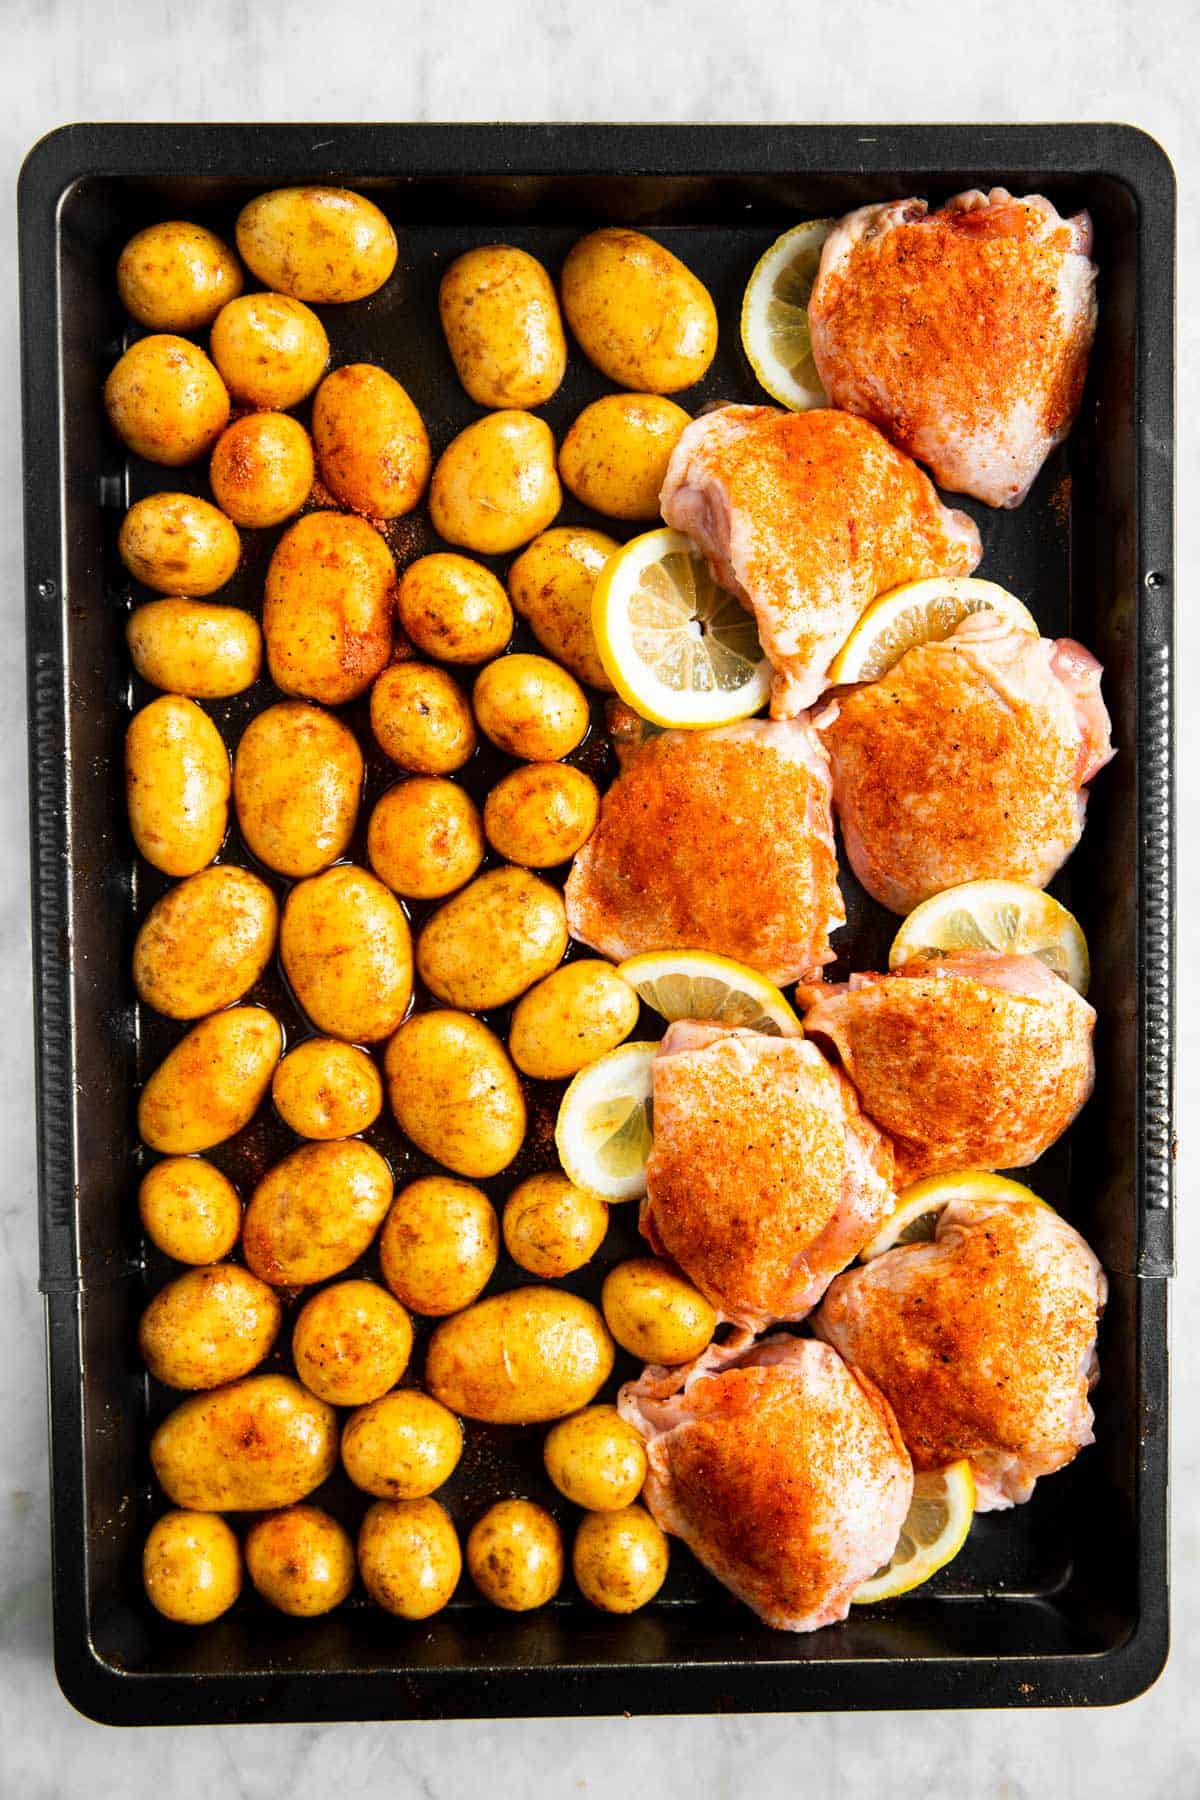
[
  {"xmin": 473, "ymin": 654, "xmax": 589, "ymax": 761},
  {"xmin": 264, "ymin": 512, "xmax": 396, "ymax": 705},
  {"xmin": 467, "ymin": 1499, "xmax": 563, "ymax": 1612},
  {"xmin": 341, "ymin": 1390, "xmax": 464, "ymax": 1499},
  {"xmin": 210, "ymin": 291, "xmax": 329, "ymax": 409},
  {"xmin": 234, "ymin": 700, "xmax": 362, "ymax": 879},
  {"xmin": 105, "ymin": 334, "xmax": 230, "ymax": 466},
  {"xmin": 430, "ymin": 411, "xmax": 561, "ymax": 555},
  {"xmin": 209, "ymin": 411, "xmax": 313, "ymax": 528},
  {"xmin": 138, "ymin": 1006, "xmax": 282, "ymax": 1154},
  {"xmin": 507, "ymin": 527, "xmax": 617, "ymax": 691},
  {"xmin": 127, "ymin": 597, "xmax": 261, "ymax": 699},
  {"xmin": 244, "ymin": 1505, "xmax": 355, "ymax": 1617},
  {"xmin": 483, "ymin": 762, "xmax": 600, "ymax": 868},
  {"xmin": 572, "ymin": 1505, "xmax": 668, "ymax": 1613},
  {"xmin": 502, "ymin": 1173, "xmax": 608, "ymax": 1280},
  {"xmin": 281, "ymin": 866, "xmax": 413, "ymax": 1043},
  {"xmin": 236, "ymin": 186, "xmax": 398, "ymax": 303},
  {"xmin": 272, "ymin": 1038, "xmax": 383, "ymax": 1140},
  {"xmin": 119, "ymin": 492, "xmax": 240, "ymax": 596},
  {"xmin": 143, "ymin": 1511, "xmax": 242, "ymax": 1623},
  {"xmin": 370, "ymin": 663, "xmax": 476, "ymax": 774},
  {"xmin": 543, "ymin": 1404, "xmax": 647, "ymax": 1511},
  {"xmin": 397, "ymin": 554, "xmax": 513, "ymax": 665},
  {"xmin": 562, "ymin": 229, "xmax": 718, "ymax": 393},
  {"xmin": 150, "ymin": 1373, "xmax": 338, "ymax": 1510},
  {"xmin": 139, "ymin": 1156, "xmax": 242, "ymax": 1265},
  {"xmin": 242, "ymin": 1138, "xmax": 394, "ymax": 1287},
  {"xmin": 118, "ymin": 221, "xmax": 243, "ymax": 332},
  {"xmin": 384, "ymin": 1011, "xmax": 525, "ymax": 1180},
  {"xmin": 559, "ymin": 394, "xmax": 690, "ymax": 521},
  {"xmin": 357, "ymin": 1497, "xmax": 461, "ymax": 1620},
  {"xmin": 126, "ymin": 695, "xmax": 229, "ymax": 876},
  {"xmin": 133, "ymin": 865, "xmax": 277, "ymax": 1020},
  {"xmin": 313, "ymin": 364, "xmax": 431, "ymax": 519},
  {"xmin": 601, "ymin": 1258, "xmax": 716, "ymax": 1366},
  {"xmin": 439, "ymin": 245, "xmax": 566, "ymax": 409},
  {"xmin": 378, "ymin": 1176, "xmax": 500, "ymax": 1317},
  {"xmin": 416, "ymin": 866, "xmax": 567, "ymax": 1011},
  {"xmin": 291, "ymin": 1279, "xmax": 413, "ymax": 1406},
  {"xmin": 425, "ymin": 1286, "xmax": 614, "ymax": 1425},
  {"xmin": 508, "ymin": 961, "xmax": 638, "ymax": 1081},
  {"xmin": 138, "ymin": 1264, "xmax": 283, "ymax": 1390},
  {"xmin": 367, "ymin": 778, "xmax": 484, "ymax": 901}
]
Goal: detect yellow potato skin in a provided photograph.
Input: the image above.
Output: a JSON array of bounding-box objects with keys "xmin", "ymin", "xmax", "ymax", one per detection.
[
  {"xmin": 209, "ymin": 411, "xmax": 314, "ymax": 528},
  {"xmin": 416, "ymin": 866, "xmax": 567, "ymax": 1011},
  {"xmin": 483, "ymin": 762, "xmax": 600, "ymax": 868},
  {"xmin": 467, "ymin": 1499, "xmax": 563, "ymax": 1612},
  {"xmin": 271, "ymin": 1038, "xmax": 383, "ymax": 1140},
  {"xmin": 280, "ymin": 865, "xmax": 413, "ymax": 1043},
  {"xmin": 137, "ymin": 1007, "xmax": 282, "ymax": 1154},
  {"xmin": 138, "ymin": 1264, "xmax": 283, "ymax": 1391},
  {"xmin": 127, "ymin": 597, "xmax": 261, "ymax": 699},
  {"xmin": 341, "ymin": 1390, "xmax": 464, "ymax": 1499},
  {"xmin": 313, "ymin": 364, "xmax": 431, "ymax": 519},
  {"xmin": 572, "ymin": 1505, "xmax": 669, "ymax": 1613},
  {"xmin": 425, "ymin": 1286, "xmax": 614, "ymax": 1425},
  {"xmin": 600, "ymin": 1258, "xmax": 717, "ymax": 1366},
  {"xmin": 264, "ymin": 512, "xmax": 396, "ymax": 705},
  {"xmin": 234, "ymin": 701, "xmax": 363, "ymax": 878},
  {"xmin": 472, "ymin": 653, "xmax": 589, "ymax": 762},
  {"xmin": 508, "ymin": 961, "xmax": 638, "ymax": 1080},
  {"xmin": 244, "ymin": 1505, "xmax": 356, "ymax": 1617},
  {"xmin": 143, "ymin": 1511, "xmax": 242, "ymax": 1623},
  {"xmin": 150, "ymin": 1374, "xmax": 338, "ymax": 1511},
  {"xmin": 507, "ymin": 527, "xmax": 618, "ymax": 690},
  {"xmin": 242, "ymin": 1138, "xmax": 394, "ymax": 1287},
  {"xmin": 562, "ymin": 229, "xmax": 718, "ymax": 393},
  {"xmin": 133, "ymin": 865, "xmax": 277, "ymax": 1020},
  {"xmin": 439, "ymin": 245, "xmax": 567, "ymax": 409},
  {"xmin": 119, "ymin": 492, "xmax": 240, "ymax": 597},
  {"xmin": 543, "ymin": 1404, "xmax": 647, "ymax": 1511},
  {"xmin": 397, "ymin": 554, "xmax": 513, "ymax": 665},
  {"xmin": 210, "ymin": 292, "xmax": 330, "ymax": 409},
  {"xmin": 125, "ymin": 695, "xmax": 230, "ymax": 877},
  {"xmin": 105, "ymin": 334, "xmax": 230, "ymax": 466},
  {"xmin": 502, "ymin": 1172, "xmax": 609, "ymax": 1280},
  {"xmin": 430, "ymin": 412, "xmax": 561, "ymax": 554},
  {"xmin": 357, "ymin": 1497, "xmax": 461, "ymax": 1620},
  {"xmin": 370, "ymin": 663, "xmax": 476, "ymax": 774},
  {"xmin": 291, "ymin": 1279, "xmax": 413, "ymax": 1406},
  {"xmin": 236, "ymin": 186, "xmax": 398, "ymax": 303},
  {"xmin": 138, "ymin": 1156, "xmax": 242, "ymax": 1265},
  {"xmin": 559, "ymin": 394, "xmax": 690, "ymax": 521},
  {"xmin": 384, "ymin": 1011, "xmax": 525, "ymax": 1180},
  {"xmin": 378, "ymin": 1176, "xmax": 500, "ymax": 1317},
  {"xmin": 367, "ymin": 777, "xmax": 484, "ymax": 901},
  {"xmin": 118, "ymin": 222, "xmax": 243, "ymax": 332}
]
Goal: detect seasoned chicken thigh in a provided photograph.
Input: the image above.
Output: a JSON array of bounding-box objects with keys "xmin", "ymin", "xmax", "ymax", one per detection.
[
  {"xmin": 659, "ymin": 405, "xmax": 981, "ymax": 715},
  {"xmin": 809, "ymin": 190, "xmax": 1098, "ymax": 508}
]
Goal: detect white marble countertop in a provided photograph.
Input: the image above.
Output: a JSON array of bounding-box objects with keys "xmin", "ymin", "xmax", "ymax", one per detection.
[{"xmin": 1, "ymin": 3, "xmax": 1196, "ymax": 1794}]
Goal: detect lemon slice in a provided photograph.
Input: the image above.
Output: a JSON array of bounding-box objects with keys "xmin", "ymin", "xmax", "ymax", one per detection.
[
  {"xmin": 889, "ymin": 879, "xmax": 1090, "ymax": 995},
  {"xmin": 740, "ymin": 219, "xmax": 834, "ymax": 411},
  {"xmin": 617, "ymin": 949, "xmax": 802, "ymax": 1037},
  {"xmin": 860, "ymin": 1171, "xmax": 1051, "ymax": 1262},
  {"xmin": 554, "ymin": 1041, "xmax": 659, "ymax": 1202},
  {"xmin": 593, "ymin": 529, "xmax": 771, "ymax": 729},
  {"xmin": 828, "ymin": 577, "xmax": 1039, "ymax": 685},
  {"xmin": 852, "ymin": 1461, "xmax": 976, "ymax": 1603}
]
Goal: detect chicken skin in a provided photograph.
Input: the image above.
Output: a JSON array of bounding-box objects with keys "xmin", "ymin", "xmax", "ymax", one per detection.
[
  {"xmin": 620, "ymin": 1335, "xmax": 913, "ymax": 1632},
  {"xmin": 816, "ymin": 610, "xmax": 1115, "ymax": 914},
  {"xmin": 659, "ymin": 405, "xmax": 981, "ymax": 716},
  {"xmin": 643, "ymin": 1022, "xmax": 895, "ymax": 1333},
  {"xmin": 813, "ymin": 1194, "xmax": 1107, "ymax": 1509},
  {"xmin": 809, "ymin": 189, "xmax": 1098, "ymax": 508},
  {"xmin": 802, "ymin": 952, "xmax": 1095, "ymax": 1185}
]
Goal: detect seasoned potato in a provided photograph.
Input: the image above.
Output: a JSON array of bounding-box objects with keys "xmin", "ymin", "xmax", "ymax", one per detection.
[
  {"xmin": 416, "ymin": 866, "xmax": 567, "ymax": 1011},
  {"xmin": 601, "ymin": 1258, "xmax": 716, "ymax": 1366},
  {"xmin": 543, "ymin": 1404, "xmax": 647, "ymax": 1511},
  {"xmin": 209, "ymin": 411, "xmax": 313, "ymax": 528},
  {"xmin": 370, "ymin": 663, "xmax": 476, "ymax": 774},
  {"xmin": 384, "ymin": 1011, "xmax": 525, "ymax": 1180},
  {"xmin": 118, "ymin": 222, "xmax": 243, "ymax": 332},
  {"xmin": 105, "ymin": 334, "xmax": 230, "ymax": 466},
  {"xmin": 367, "ymin": 778, "xmax": 484, "ymax": 901},
  {"xmin": 210, "ymin": 291, "xmax": 329, "ymax": 409},
  {"xmin": 425, "ymin": 1286, "xmax": 614, "ymax": 1424},
  {"xmin": 341, "ymin": 1390, "xmax": 464, "ymax": 1499},
  {"xmin": 502, "ymin": 1172, "xmax": 608, "ymax": 1279},
  {"xmin": 236, "ymin": 186, "xmax": 398, "ymax": 303},
  {"xmin": 138, "ymin": 1007, "xmax": 282, "ymax": 1154},
  {"xmin": 291, "ymin": 1279, "xmax": 413, "ymax": 1406},
  {"xmin": 472, "ymin": 654, "xmax": 589, "ymax": 761},
  {"xmin": 507, "ymin": 527, "xmax": 617, "ymax": 690},
  {"xmin": 483, "ymin": 762, "xmax": 599, "ymax": 868},
  {"xmin": 378, "ymin": 1176, "xmax": 500, "ymax": 1317},
  {"xmin": 264, "ymin": 512, "xmax": 396, "ymax": 705},
  {"xmin": 150, "ymin": 1373, "xmax": 338, "ymax": 1510},
  {"xmin": 234, "ymin": 701, "xmax": 362, "ymax": 878},
  {"xmin": 133, "ymin": 865, "xmax": 277, "ymax": 1020},
  {"xmin": 127, "ymin": 597, "xmax": 261, "ymax": 699},
  {"xmin": 357, "ymin": 1497, "xmax": 461, "ymax": 1620},
  {"xmin": 439, "ymin": 245, "xmax": 566, "ymax": 409},
  {"xmin": 143, "ymin": 1511, "xmax": 242, "ymax": 1623},
  {"xmin": 138, "ymin": 1156, "xmax": 242, "ymax": 1265},
  {"xmin": 271, "ymin": 1038, "xmax": 382, "ymax": 1140},
  {"xmin": 244, "ymin": 1505, "xmax": 355, "ymax": 1617},
  {"xmin": 242, "ymin": 1138, "xmax": 394, "ymax": 1286},
  {"xmin": 313, "ymin": 364, "xmax": 431, "ymax": 519},
  {"xmin": 572, "ymin": 1505, "xmax": 668, "ymax": 1613},
  {"xmin": 559, "ymin": 394, "xmax": 690, "ymax": 521},
  {"xmin": 280, "ymin": 866, "xmax": 412, "ymax": 1043},
  {"xmin": 467, "ymin": 1499, "xmax": 563, "ymax": 1612},
  {"xmin": 562, "ymin": 229, "xmax": 718, "ymax": 393},
  {"xmin": 508, "ymin": 961, "xmax": 638, "ymax": 1080},
  {"xmin": 397, "ymin": 553, "xmax": 513, "ymax": 665},
  {"xmin": 138, "ymin": 1264, "xmax": 282, "ymax": 1390},
  {"xmin": 119, "ymin": 492, "xmax": 240, "ymax": 597},
  {"xmin": 126, "ymin": 695, "xmax": 229, "ymax": 876},
  {"xmin": 430, "ymin": 411, "xmax": 560, "ymax": 554}
]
